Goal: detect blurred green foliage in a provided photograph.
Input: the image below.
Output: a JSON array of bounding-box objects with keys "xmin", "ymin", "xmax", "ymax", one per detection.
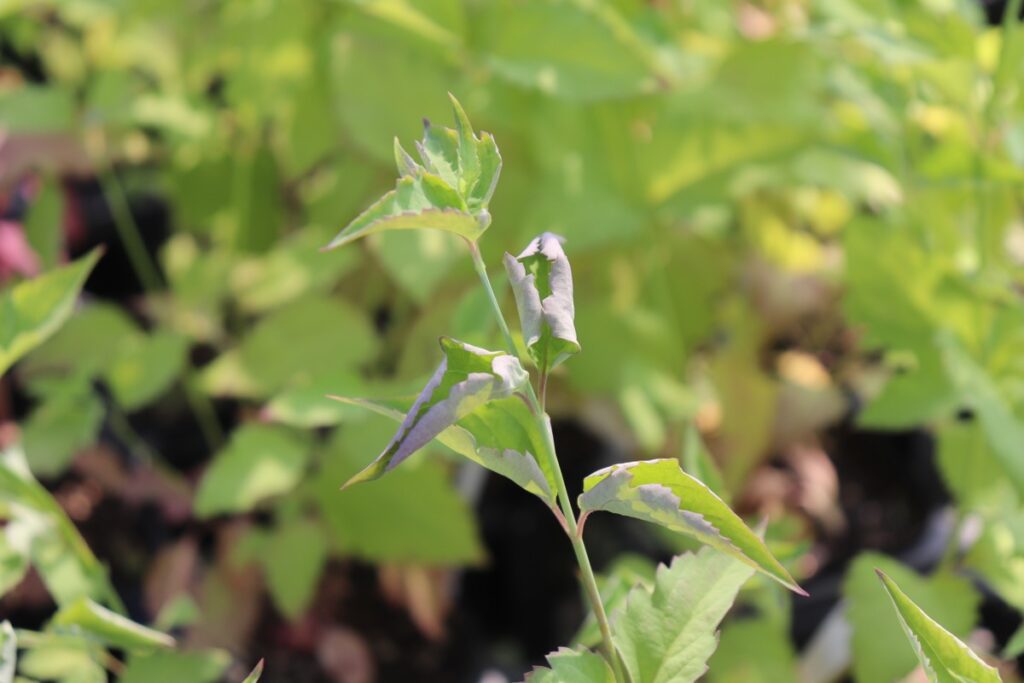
[{"xmin": 2, "ymin": 0, "xmax": 1024, "ymax": 680}]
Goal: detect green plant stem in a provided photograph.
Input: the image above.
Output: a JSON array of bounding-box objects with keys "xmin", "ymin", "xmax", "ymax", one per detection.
[
  {"xmin": 98, "ymin": 169, "xmax": 224, "ymax": 452},
  {"xmin": 466, "ymin": 241, "xmax": 626, "ymax": 683},
  {"xmin": 97, "ymin": 171, "xmax": 163, "ymax": 292}
]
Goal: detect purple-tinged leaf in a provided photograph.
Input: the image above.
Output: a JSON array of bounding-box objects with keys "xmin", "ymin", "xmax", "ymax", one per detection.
[
  {"xmin": 342, "ymin": 338, "xmax": 528, "ymax": 488},
  {"xmin": 578, "ymin": 459, "xmax": 803, "ymax": 594},
  {"xmin": 504, "ymin": 233, "xmax": 579, "ymax": 372}
]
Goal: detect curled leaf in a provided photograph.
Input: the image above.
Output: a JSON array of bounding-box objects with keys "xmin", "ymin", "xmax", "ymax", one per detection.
[
  {"xmin": 324, "ymin": 95, "xmax": 500, "ymax": 251},
  {"xmin": 503, "ymin": 233, "xmax": 579, "ymax": 372},
  {"xmin": 578, "ymin": 459, "xmax": 804, "ymax": 594},
  {"xmin": 342, "ymin": 338, "xmax": 528, "ymax": 488}
]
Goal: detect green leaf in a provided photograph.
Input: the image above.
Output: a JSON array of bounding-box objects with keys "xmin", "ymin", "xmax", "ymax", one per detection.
[
  {"xmin": 877, "ymin": 570, "xmax": 1000, "ymax": 683},
  {"xmin": 612, "ymin": 548, "xmax": 756, "ymax": 683},
  {"xmin": 0, "ymin": 446, "xmax": 123, "ymax": 612},
  {"xmin": 479, "ymin": 0, "xmax": 664, "ymax": 101},
  {"xmin": 578, "ymin": 459, "xmax": 802, "ymax": 593},
  {"xmin": 846, "ymin": 553, "xmax": 981, "ymax": 683},
  {"xmin": 341, "ymin": 337, "xmax": 528, "ymax": 488},
  {"xmin": 680, "ymin": 424, "xmax": 728, "ymax": 503},
  {"xmin": 0, "ymin": 621, "xmax": 15, "ymax": 683},
  {"xmin": 261, "ymin": 520, "xmax": 327, "ymax": 619},
  {"xmin": 119, "ymin": 650, "xmax": 231, "ymax": 683},
  {"xmin": 51, "ymin": 598, "xmax": 174, "ymax": 651},
  {"xmin": 194, "ymin": 425, "xmax": 310, "ymax": 518},
  {"xmin": 22, "ymin": 385, "xmax": 103, "ymax": 476},
  {"xmin": 204, "ymin": 296, "xmax": 375, "ymax": 398},
  {"xmin": 310, "ymin": 416, "xmax": 484, "ymax": 565},
  {"xmin": 324, "ymin": 95, "xmax": 499, "ymax": 251},
  {"xmin": 0, "ymin": 249, "xmax": 101, "ymax": 376},
  {"xmin": 330, "ymin": 395, "xmax": 555, "ymax": 504},
  {"xmin": 527, "ymin": 647, "xmax": 615, "ymax": 683},
  {"xmin": 242, "ymin": 659, "xmax": 264, "ymax": 683},
  {"xmin": 504, "ymin": 233, "xmax": 580, "ymax": 373},
  {"xmin": 17, "ymin": 636, "xmax": 104, "ymax": 683},
  {"xmin": 708, "ymin": 616, "xmax": 798, "ymax": 683},
  {"xmin": 103, "ymin": 331, "xmax": 189, "ymax": 411},
  {"xmin": 939, "ymin": 332, "xmax": 1024, "ymax": 496}
]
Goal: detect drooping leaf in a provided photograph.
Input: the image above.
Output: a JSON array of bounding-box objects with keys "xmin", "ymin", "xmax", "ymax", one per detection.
[
  {"xmin": 51, "ymin": 598, "xmax": 175, "ymax": 651},
  {"xmin": 527, "ymin": 647, "xmax": 615, "ymax": 683},
  {"xmin": 0, "ymin": 621, "xmax": 14, "ymax": 683},
  {"xmin": 0, "ymin": 249, "xmax": 101, "ymax": 376},
  {"xmin": 846, "ymin": 553, "xmax": 981, "ymax": 683},
  {"xmin": 194, "ymin": 425, "xmax": 310, "ymax": 518},
  {"xmin": 877, "ymin": 570, "xmax": 1000, "ymax": 683},
  {"xmin": 342, "ymin": 337, "xmax": 528, "ymax": 488},
  {"xmin": 331, "ymin": 395, "xmax": 555, "ymax": 504},
  {"xmin": 247, "ymin": 520, "xmax": 327, "ymax": 620},
  {"xmin": 504, "ymin": 232, "xmax": 580, "ymax": 372},
  {"xmin": 119, "ymin": 650, "xmax": 231, "ymax": 683},
  {"xmin": 612, "ymin": 548, "xmax": 756, "ymax": 683},
  {"xmin": 17, "ymin": 634, "xmax": 105, "ymax": 683},
  {"xmin": 324, "ymin": 95, "xmax": 500, "ymax": 250},
  {"xmin": 21, "ymin": 383, "xmax": 103, "ymax": 476},
  {"xmin": 578, "ymin": 459, "xmax": 802, "ymax": 593},
  {"xmin": 242, "ymin": 659, "xmax": 264, "ymax": 683}
]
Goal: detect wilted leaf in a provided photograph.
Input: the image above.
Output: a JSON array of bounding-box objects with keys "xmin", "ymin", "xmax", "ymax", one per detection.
[
  {"xmin": 0, "ymin": 249, "xmax": 101, "ymax": 376},
  {"xmin": 877, "ymin": 570, "xmax": 1000, "ymax": 683},
  {"xmin": 342, "ymin": 337, "xmax": 528, "ymax": 488},
  {"xmin": 194, "ymin": 425, "xmax": 310, "ymax": 518},
  {"xmin": 527, "ymin": 647, "xmax": 615, "ymax": 683},
  {"xmin": 51, "ymin": 598, "xmax": 175, "ymax": 650},
  {"xmin": 612, "ymin": 548, "xmax": 755, "ymax": 683},
  {"xmin": 578, "ymin": 459, "xmax": 802, "ymax": 593},
  {"xmin": 504, "ymin": 232, "xmax": 579, "ymax": 372}
]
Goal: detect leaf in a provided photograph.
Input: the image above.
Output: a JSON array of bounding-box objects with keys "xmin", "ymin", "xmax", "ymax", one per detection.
[
  {"xmin": 17, "ymin": 636, "xmax": 104, "ymax": 683},
  {"xmin": 51, "ymin": 598, "xmax": 175, "ymax": 651},
  {"xmin": 22, "ymin": 384, "xmax": 103, "ymax": 476},
  {"xmin": 205, "ymin": 296, "xmax": 375, "ymax": 398},
  {"xmin": 504, "ymin": 233, "xmax": 580, "ymax": 372},
  {"xmin": 527, "ymin": 647, "xmax": 615, "ymax": 683},
  {"xmin": 876, "ymin": 570, "xmax": 1000, "ymax": 683},
  {"xmin": 331, "ymin": 395, "xmax": 555, "ymax": 504},
  {"xmin": 680, "ymin": 424, "xmax": 728, "ymax": 503},
  {"xmin": 612, "ymin": 548, "xmax": 755, "ymax": 683},
  {"xmin": 708, "ymin": 616, "xmax": 798, "ymax": 683},
  {"xmin": 242, "ymin": 659, "xmax": 264, "ymax": 683},
  {"xmin": 342, "ymin": 337, "xmax": 528, "ymax": 488},
  {"xmin": 479, "ymin": 0, "xmax": 663, "ymax": 101},
  {"xmin": 310, "ymin": 416, "xmax": 484, "ymax": 565},
  {"xmin": 0, "ymin": 446, "xmax": 124, "ymax": 612},
  {"xmin": 0, "ymin": 622, "xmax": 14, "ymax": 683},
  {"xmin": 939, "ymin": 332, "xmax": 1024, "ymax": 496},
  {"xmin": 261, "ymin": 520, "xmax": 327, "ymax": 619},
  {"xmin": 194, "ymin": 425, "xmax": 310, "ymax": 518},
  {"xmin": 578, "ymin": 459, "xmax": 802, "ymax": 594},
  {"xmin": 103, "ymin": 331, "xmax": 189, "ymax": 411},
  {"xmin": 575, "ymin": 554, "xmax": 656, "ymax": 648},
  {"xmin": 845, "ymin": 553, "xmax": 981, "ymax": 683},
  {"xmin": 119, "ymin": 650, "xmax": 231, "ymax": 683},
  {"xmin": 0, "ymin": 249, "xmax": 101, "ymax": 376},
  {"xmin": 324, "ymin": 95, "xmax": 499, "ymax": 250}
]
